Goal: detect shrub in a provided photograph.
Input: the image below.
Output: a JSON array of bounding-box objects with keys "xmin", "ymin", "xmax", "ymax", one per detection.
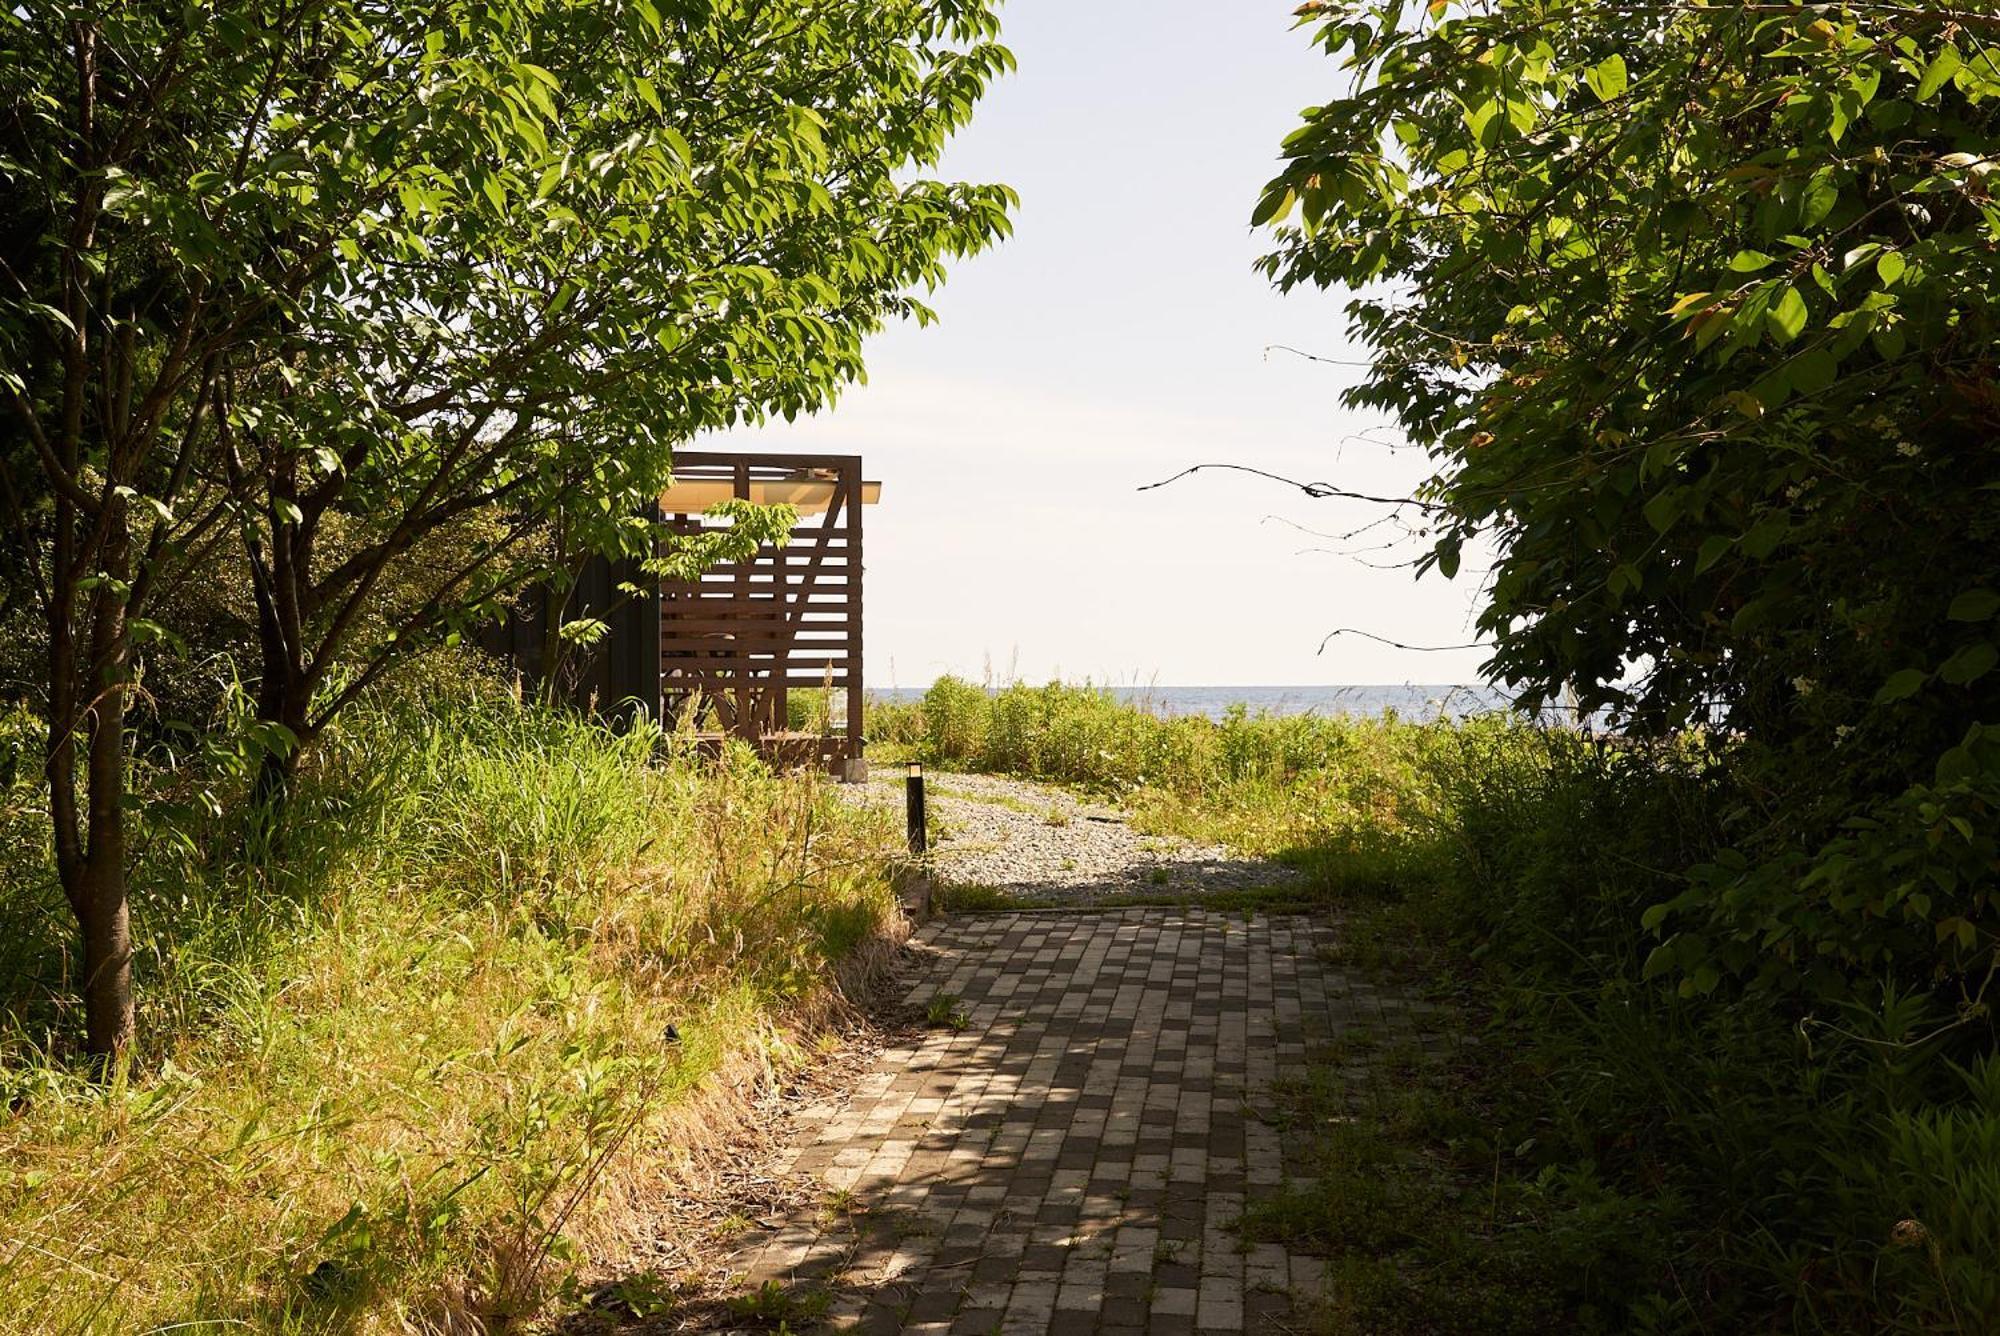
[{"xmin": 892, "ymin": 676, "xmax": 2000, "ymax": 1326}]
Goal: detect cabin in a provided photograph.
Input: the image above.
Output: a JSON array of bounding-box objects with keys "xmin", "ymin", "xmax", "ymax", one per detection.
[{"xmin": 484, "ymin": 451, "xmax": 878, "ymax": 779}]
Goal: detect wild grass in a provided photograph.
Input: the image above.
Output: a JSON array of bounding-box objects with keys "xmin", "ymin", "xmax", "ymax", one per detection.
[
  {"xmin": 879, "ymin": 677, "xmax": 2000, "ymax": 1330},
  {"xmin": 869, "ymin": 675, "xmax": 1466, "ymax": 878},
  {"xmin": 0, "ymin": 667, "xmax": 903, "ymax": 1333}
]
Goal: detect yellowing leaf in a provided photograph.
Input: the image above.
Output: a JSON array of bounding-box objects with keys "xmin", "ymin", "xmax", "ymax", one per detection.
[
  {"xmin": 1585, "ymin": 54, "xmax": 1628, "ymax": 103},
  {"xmin": 1725, "ymin": 390, "xmax": 1764, "ymax": 420}
]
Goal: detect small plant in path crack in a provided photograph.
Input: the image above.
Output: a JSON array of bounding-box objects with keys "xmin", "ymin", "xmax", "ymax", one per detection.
[
  {"xmin": 724, "ymin": 1279, "xmax": 831, "ymax": 1326},
  {"xmin": 925, "ymin": 992, "xmax": 970, "ymax": 1030}
]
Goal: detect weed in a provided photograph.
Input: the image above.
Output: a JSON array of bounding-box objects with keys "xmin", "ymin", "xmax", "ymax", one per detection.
[
  {"xmin": 0, "ymin": 666, "xmax": 904, "ymax": 1331},
  {"xmin": 724, "ymin": 1278, "xmax": 831, "ymax": 1325},
  {"xmin": 924, "ymin": 993, "xmax": 970, "ymax": 1031},
  {"xmin": 933, "ymin": 882, "xmax": 1057, "ymax": 913}
]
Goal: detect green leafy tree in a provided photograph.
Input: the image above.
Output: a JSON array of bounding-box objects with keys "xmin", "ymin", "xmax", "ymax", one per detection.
[
  {"xmin": 1260, "ymin": 3, "xmax": 1999, "ymax": 1000},
  {"xmin": 0, "ymin": 0, "xmax": 1012, "ymax": 1055}
]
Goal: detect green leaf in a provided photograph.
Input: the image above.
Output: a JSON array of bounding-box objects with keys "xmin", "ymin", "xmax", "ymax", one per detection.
[
  {"xmin": 1643, "ymin": 491, "xmax": 1681, "ymax": 534},
  {"xmin": 1729, "ymin": 249, "xmax": 1776, "ymax": 273},
  {"xmin": 1585, "ymin": 54, "xmax": 1628, "ymax": 103},
  {"xmin": 1874, "ymin": 668, "xmax": 1928, "ymax": 703},
  {"xmin": 1877, "ymin": 250, "xmax": 1906, "ymax": 286},
  {"xmin": 1947, "ymin": 589, "xmax": 2000, "ymax": 622},
  {"xmin": 1250, "ymin": 186, "xmax": 1295, "ymax": 227},
  {"xmin": 1918, "ymin": 44, "xmax": 1963, "ymax": 101},
  {"xmin": 1641, "ymin": 942, "xmax": 1675, "ymax": 980},
  {"xmin": 1789, "ymin": 345, "xmax": 1837, "ymax": 397},
  {"xmin": 1465, "ymin": 99, "xmax": 1502, "ymax": 147},
  {"xmin": 1939, "ymin": 642, "xmax": 1998, "ymax": 686},
  {"xmin": 1800, "ymin": 168, "xmax": 1838, "ymax": 227},
  {"xmin": 1436, "ymin": 539, "xmax": 1462, "ymax": 579},
  {"xmin": 1695, "ymin": 534, "xmax": 1732, "ymax": 572},
  {"xmin": 1741, "ymin": 513, "xmax": 1790, "ymax": 559},
  {"xmin": 1767, "ymin": 286, "xmax": 1808, "ymax": 344}
]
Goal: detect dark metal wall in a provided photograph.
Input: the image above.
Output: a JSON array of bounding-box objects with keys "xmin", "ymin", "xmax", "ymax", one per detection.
[{"xmin": 479, "ymin": 546, "xmax": 662, "ymax": 728}]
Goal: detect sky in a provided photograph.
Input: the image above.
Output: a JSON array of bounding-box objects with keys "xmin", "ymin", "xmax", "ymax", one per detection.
[{"xmin": 722, "ymin": 0, "xmax": 1494, "ymax": 689}]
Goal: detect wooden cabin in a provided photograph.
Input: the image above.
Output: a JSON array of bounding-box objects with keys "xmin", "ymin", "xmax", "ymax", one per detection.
[{"xmin": 484, "ymin": 451, "xmax": 878, "ymax": 779}]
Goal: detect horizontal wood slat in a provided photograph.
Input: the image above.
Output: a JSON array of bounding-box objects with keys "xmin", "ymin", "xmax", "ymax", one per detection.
[{"xmin": 655, "ymin": 452, "xmax": 866, "ymax": 768}]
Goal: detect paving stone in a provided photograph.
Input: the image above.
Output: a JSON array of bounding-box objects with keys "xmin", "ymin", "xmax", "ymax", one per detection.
[{"xmin": 717, "ymin": 906, "xmax": 1407, "ymax": 1334}]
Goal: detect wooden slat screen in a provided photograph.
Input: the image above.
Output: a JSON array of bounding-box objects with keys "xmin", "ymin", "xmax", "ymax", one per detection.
[{"xmin": 657, "ymin": 452, "xmax": 866, "ymax": 763}]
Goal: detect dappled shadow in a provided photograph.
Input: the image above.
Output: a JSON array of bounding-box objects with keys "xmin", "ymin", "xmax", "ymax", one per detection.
[{"xmin": 566, "ymin": 906, "xmax": 1442, "ymax": 1334}]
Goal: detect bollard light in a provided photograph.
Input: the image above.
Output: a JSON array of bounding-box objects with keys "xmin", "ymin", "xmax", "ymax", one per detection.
[{"xmin": 905, "ymin": 761, "xmax": 928, "ymax": 857}]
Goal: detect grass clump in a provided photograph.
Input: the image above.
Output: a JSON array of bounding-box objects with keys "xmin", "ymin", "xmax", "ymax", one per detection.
[
  {"xmin": 0, "ymin": 667, "xmax": 903, "ymax": 1333},
  {"xmin": 870, "ymin": 675, "xmax": 1460, "ymax": 879},
  {"xmin": 882, "ymin": 677, "xmax": 2000, "ymax": 1329},
  {"xmin": 923, "ymin": 993, "xmax": 969, "ymax": 1031},
  {"xmin": 930, "ymin": 882, "xmax": 1055, "ymax": 913}
]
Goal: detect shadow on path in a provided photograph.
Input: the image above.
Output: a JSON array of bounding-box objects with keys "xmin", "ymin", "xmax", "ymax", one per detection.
[{"xmin": 578, "ymin": 908, "xmax": 1439, "ymax": 1335}]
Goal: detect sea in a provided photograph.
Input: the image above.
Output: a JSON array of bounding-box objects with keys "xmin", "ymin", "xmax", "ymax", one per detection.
[{"xmin": 864, "ymin": 683, "xmax": 1531, "ymax": 722}]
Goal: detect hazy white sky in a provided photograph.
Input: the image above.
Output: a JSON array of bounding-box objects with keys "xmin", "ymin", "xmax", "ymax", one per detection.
[{"xmin": 725, "ymin": 0, "xmax": 1494, "ymax": 688}]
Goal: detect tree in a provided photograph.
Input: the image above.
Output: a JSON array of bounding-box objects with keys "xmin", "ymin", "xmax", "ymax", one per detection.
[
  {"xmin": 1260, "ymin": 3, "xmax": 2000, "ymax": 999},
  {"xmin": 0, "ymin": 0, "xmax": 1012, "ymax": 1056}
]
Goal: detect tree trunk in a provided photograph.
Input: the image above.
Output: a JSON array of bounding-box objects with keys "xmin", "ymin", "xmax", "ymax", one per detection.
[
  {"xmin": 76, "ymin": 835, "xmax": 133, "ymax": 1059},
  {"xmin": 248, "ymin": 559, "xmax": 314, "ymax": 821},
  {"xmin": 70, "ymin": 516, "xmax": 137, "ymax": 1056}
]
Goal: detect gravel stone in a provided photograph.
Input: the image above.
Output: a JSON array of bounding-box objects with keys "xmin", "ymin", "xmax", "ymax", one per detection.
[{"xmin": 841, "ymin": 770, "xmax": 1300, "ymax": 906}]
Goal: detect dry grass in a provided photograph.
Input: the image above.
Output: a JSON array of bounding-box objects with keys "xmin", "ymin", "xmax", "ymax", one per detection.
[{"xmin": 0, "ymin": 685, "xmax": 908, "ymax": 1333}]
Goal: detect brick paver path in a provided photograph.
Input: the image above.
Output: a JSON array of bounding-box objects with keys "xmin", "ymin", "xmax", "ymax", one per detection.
[{"xmin": 724, "ymin": 907, "xmax": 1428, "ymax": 1334}]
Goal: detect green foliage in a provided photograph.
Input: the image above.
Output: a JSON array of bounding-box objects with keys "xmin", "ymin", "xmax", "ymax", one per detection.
[
  {"xmin": 916, "ymin": 680, "xmax": 2000, "ymax": 1326},
  {"xmin": 881, "ymin": 676, "xmax": 1509, "ymax": 892},
  {"xmin": 1, "ymin": 0, "xmax": 1014, "ymax": 710},
  {"xmin": 1242, "ymin": 1058, "xmax": 1680, "ymax": 1334},
  {"xmin": 0, "ymin": 661, "xmax": 902, "ymax": 1328},
  {"xmin": 1303, "ymin": 735, "xmax": 1995, "ymax": 1328},
  {"xmin": 923, "ymin": 992, "xmax": 969, "ymax": 1030},
  {"xmin": 1, "ymin": 0, "xmax": 1012, "ymax": 1050},
  {"xmin": 1262, "ymin": 1, "xmax": 2000, "ymax": 1034}
]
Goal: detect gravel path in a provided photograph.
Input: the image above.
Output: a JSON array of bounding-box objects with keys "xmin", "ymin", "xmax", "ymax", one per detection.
[{"xmin": 842, "ymin": 770, "xmax": 1299, "ymax": 905}]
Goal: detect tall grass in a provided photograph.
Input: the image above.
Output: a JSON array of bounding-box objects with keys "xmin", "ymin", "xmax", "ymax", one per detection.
[
  {"xmin": 881, "ymin": 677, "xmax": 2000, "ymax": 1329},
  {"xmin": 870, "ymin": 675, "xmax": 1486, "ymax": 885},
  {"xmin": 0, "ymin": 666, "xmax": 902, "ymax": 1332}
]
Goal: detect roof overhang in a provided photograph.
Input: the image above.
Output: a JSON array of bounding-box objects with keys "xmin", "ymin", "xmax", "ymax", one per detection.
[{"xmin": 659, "ymin": 477, "xmax": 881, "ymax": 517}]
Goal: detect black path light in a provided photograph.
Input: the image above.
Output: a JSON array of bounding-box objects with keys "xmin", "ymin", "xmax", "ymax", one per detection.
[{"xmin": 906, "ymin": 761, "xmax": 928, "ymax": 859}]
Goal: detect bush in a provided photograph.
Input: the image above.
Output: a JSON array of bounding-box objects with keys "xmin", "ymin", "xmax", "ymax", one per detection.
[
  {"xmin": 1331, "ymin": 728, "xmax": 1997, "ymax": 1328},
  {"xmin": 894, "ymin": 677, "xmax": 2000, "ymax": 1327}
]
